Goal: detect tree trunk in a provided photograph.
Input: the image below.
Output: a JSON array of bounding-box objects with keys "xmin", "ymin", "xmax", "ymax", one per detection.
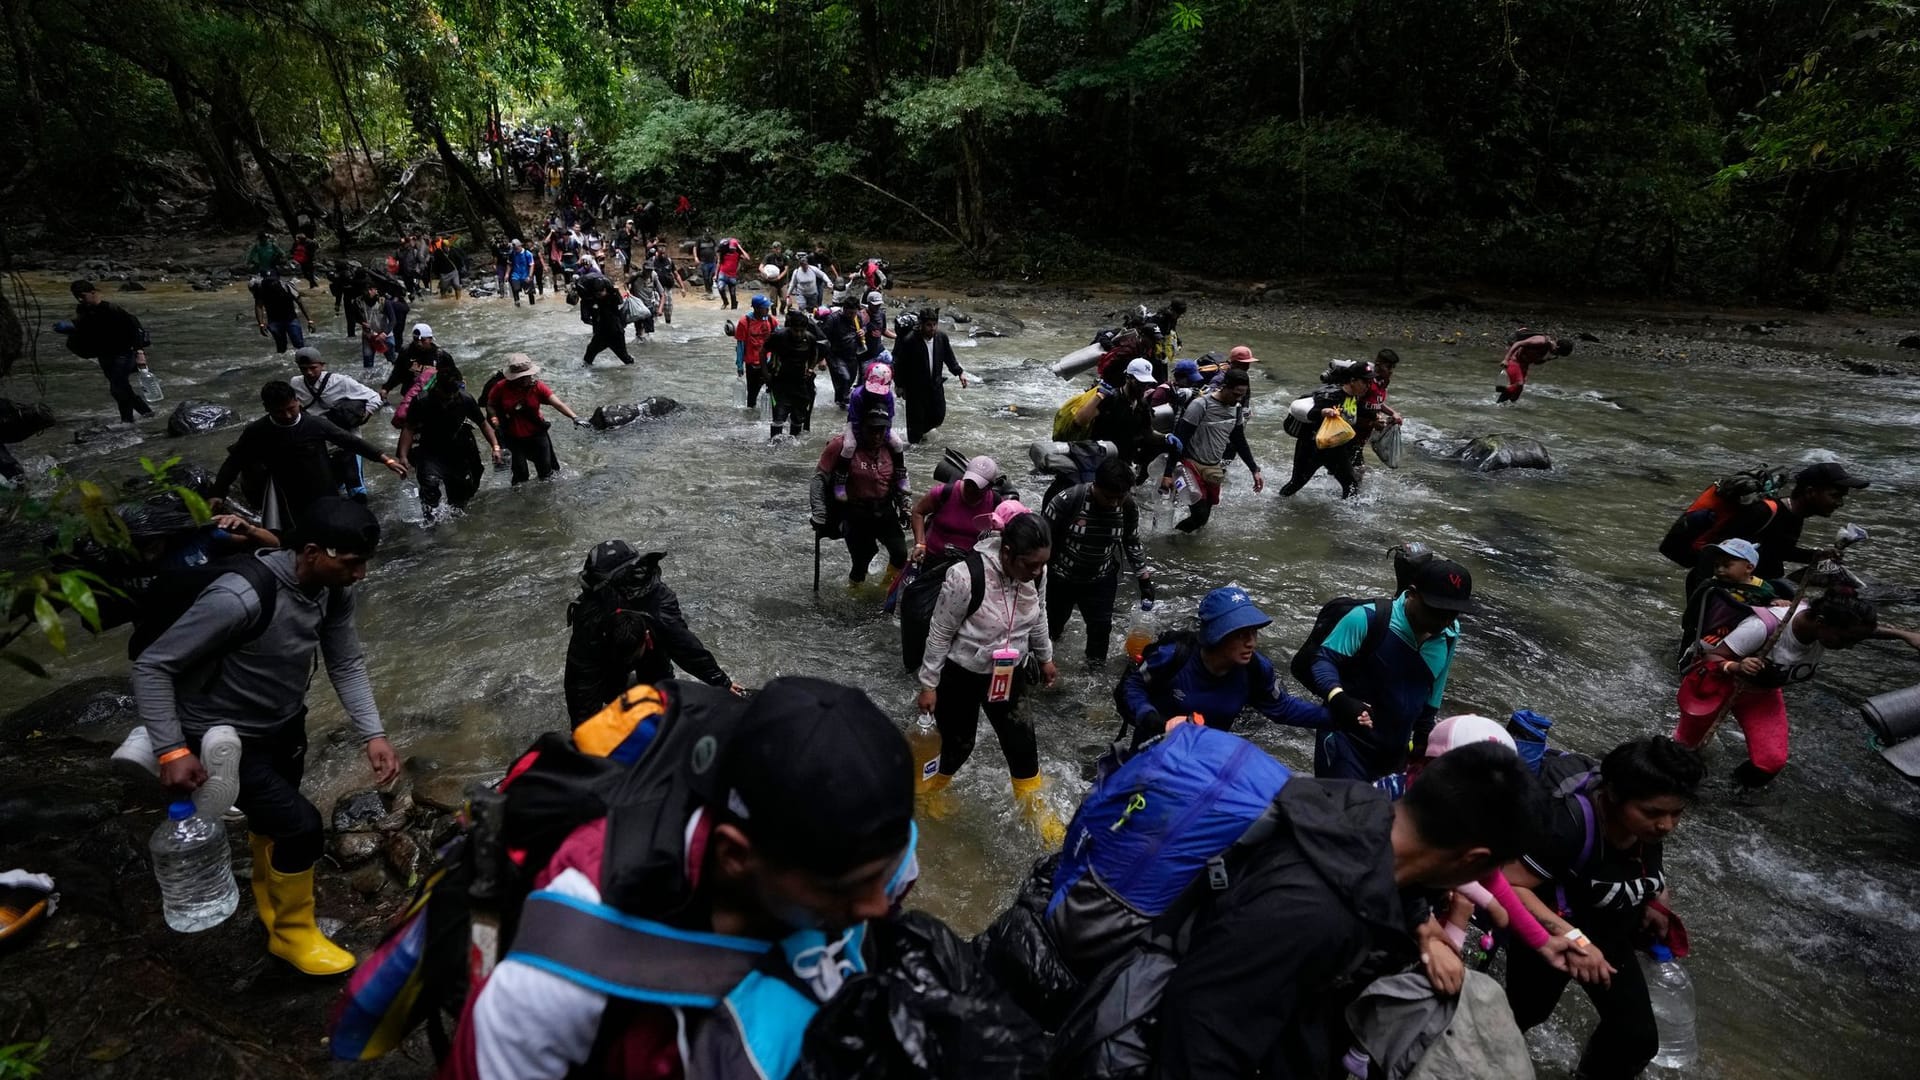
[
  {"xmin": 405, "ymin": 86, "xmax": 524, "ymax": 243},
  {"xmin": 0, "ymin": 0, "xmax": 46, "ymax": 199}
]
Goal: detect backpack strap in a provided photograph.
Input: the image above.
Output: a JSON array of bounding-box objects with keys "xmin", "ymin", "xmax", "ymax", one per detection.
[
  {"xmin": 1359, "ymin": 598, "xmax": 1392, "ymax": 660},
  {"xmin": 228, "ymin": 557, "xmax": 283, "ymax": 645},
  {"xmin": 508, "ymin": 891, "xmax": 769, "ymax": 1004},
  {"xmin": 962, "ymin": 549, "xmax": 987, "ymax": 619},
  {"xmin": 1552, "ymin": 771, "xmax": 1601, "ymax": 916}
]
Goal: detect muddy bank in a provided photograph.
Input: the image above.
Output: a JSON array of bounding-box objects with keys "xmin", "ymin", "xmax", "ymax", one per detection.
[{"xmin": 0, "ymin": 680, "xmax": 442, "ymax": 1078}]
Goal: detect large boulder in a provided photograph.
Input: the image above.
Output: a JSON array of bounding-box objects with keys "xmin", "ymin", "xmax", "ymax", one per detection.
[
  {"xmin": 1454, "ymin": 434, "xmax": 1552, "ymax": 472},
  {"xmin": 0, "ymin": 398, "xmax": 55, "ymax": 444},
  {"xmin": 167, "ymin": 400, "xmax": 239, "ymax": 437},
  {"xmin": 0, "ymin": 676, "xmax": 137, "ymax": 744},
  {"xmin": 590, "ymin": 397, "xmax": 682, "ymax": 430}
]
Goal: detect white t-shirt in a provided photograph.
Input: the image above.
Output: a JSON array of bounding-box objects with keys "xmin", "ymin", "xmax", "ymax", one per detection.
[{"xmin": 1724, "ymin": 610, "xmax": 1823, "ymax": 685}]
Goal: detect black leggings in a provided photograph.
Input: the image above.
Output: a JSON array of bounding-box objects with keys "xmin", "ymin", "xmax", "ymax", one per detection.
[
  {"xmin": 501, "ymin": 430, "xmax": 558, "ymax": 484},
  {"xmin": 842, "ymin": 504, "xmax": 908, "ymax": 582},
  {"xmin": 903, "ymin": 389, "xmax": 948, "ymax": 445},
  {"xmin": 583, "ymin": 325, "xmax": 634, "ymax": 365},
  {"xmin": 99, "ymin": 353, "xmax": 154, "ymax": 423},
  {"xmin": 1047, "ymin": 573, "xmax": 1120, "ymax": 663},
  {"xmin": 191, "ymin": 720, "xmax": 322, "ymax": 872},
  {"xmin": 1506, "ymin": 926, "xmax": 1658, "ymax": 1080},
  {"xmin": 1279, "ymin": 436, "xmax": 1358, "ymax": 498},
  {"xmin": 745, "ymin": 365, "xmax": 766, "ymax": 408},
  {"xmin": 933, "ymin": 660, "xmax": 1040, "ymax": 779}
]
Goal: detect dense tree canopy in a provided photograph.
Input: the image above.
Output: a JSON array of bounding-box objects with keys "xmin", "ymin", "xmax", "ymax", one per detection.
[{"xmin": 2, "ymin": 0, "xmax": 1915, "ymax": 305}]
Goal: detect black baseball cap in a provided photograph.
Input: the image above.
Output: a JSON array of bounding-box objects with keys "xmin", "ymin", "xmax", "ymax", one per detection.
[
  {"xmin": 714, "ymin": 676, "xmax": 912, "ymax": 876},
  {"xmin": 1796, "ymin": 462, "xmax": 1869, "ymax": 491},
  {"xmin": 292, "ymin": 497, "xmax": 381, "ymax": 555},
  {"xmin": 1410, "ymin": 558, "xmax": 1481, "ymax": 615}
]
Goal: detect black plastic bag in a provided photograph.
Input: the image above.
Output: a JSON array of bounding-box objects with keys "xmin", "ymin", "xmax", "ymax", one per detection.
[
  {"xmin": 167, "ymin": 400, "xmax": 238, "ymax": 437},
  {"xmin": 796, "ymin": 910, "xmax": 1047, "ymax": 1080},
  {"xmin": 0, "ymin": 398, "xmax": 55, "ymax": 444},
  {"xmin": 972, "ymin": 854, "xmax": 1082, "ymax": 1031}
]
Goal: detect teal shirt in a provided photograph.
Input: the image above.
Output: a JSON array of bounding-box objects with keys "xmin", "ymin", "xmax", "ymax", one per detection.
[{"xmin": 1321, "ymin": 594, "xmax": 1456, "ymax": 709}]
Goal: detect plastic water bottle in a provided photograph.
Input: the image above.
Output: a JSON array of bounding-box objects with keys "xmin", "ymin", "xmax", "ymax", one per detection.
[
  {"xmin": 1641, "ymin": 944, "xmax": 1698, "ymax": 1068},
  {"xmin": 1124, "ymin": 605, "xmax": 1156, "ymax": 663},
  {"xmin": 149, "ymin": 800, "xmax": 239, "ymax": 932},
  {"xmin": 908, "ymin": 712, "xmax": 942, "ymax": 793},
  {"xmin": 137, "ymin": 367, "xmax": 164, "ymax": 402}
]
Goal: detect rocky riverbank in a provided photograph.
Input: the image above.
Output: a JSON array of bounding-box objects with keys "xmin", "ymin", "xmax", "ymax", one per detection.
[{"xmin": 0, "ymin": 679, "xmax": 457, "ymax": 1077}]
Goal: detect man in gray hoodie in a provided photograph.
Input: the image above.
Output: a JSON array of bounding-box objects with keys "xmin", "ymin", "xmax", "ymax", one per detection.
[{"xmin": 132, "ymin": 497, "xmax": 397, "ymax": 976}]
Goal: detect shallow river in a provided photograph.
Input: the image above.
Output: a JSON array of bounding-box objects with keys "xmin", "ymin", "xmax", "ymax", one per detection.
[{"xmin": 8, "ymin": 276, "xmax": 1920, "ymax": 1078}]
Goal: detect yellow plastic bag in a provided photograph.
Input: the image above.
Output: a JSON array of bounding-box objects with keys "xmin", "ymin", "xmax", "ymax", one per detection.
[
  {"xmin": 1315, "ymin": 412, "xmax": 1356, "ymax": 449},
  {"xmin": 1053, "ymin": 386, "xmax": 1102, "ymax": 440}
]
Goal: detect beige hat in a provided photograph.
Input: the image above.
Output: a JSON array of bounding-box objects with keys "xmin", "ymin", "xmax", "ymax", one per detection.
[{"xmin": 505, "ymin": 354, "xmax": 541, "ymax": 380}]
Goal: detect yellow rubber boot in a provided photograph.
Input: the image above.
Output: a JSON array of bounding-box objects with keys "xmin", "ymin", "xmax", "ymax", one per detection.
[
  {"xmin": 1011, "ymin": 774, "xmax": 1066, "ymax": 849},
  {"xmin": 263, "ymin": 861, "xmax": 357, "ymax": 976},
  {"xmin": 248, "ymin": 833, "xmax": 276, "ymax": 934},
  {"xmin": 918, "ymin": 772, "xmax": 955, "ymax": 820}
]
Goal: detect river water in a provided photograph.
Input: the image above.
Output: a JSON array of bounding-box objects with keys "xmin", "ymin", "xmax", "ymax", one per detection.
[{"xmin": 9, "ymin": 276, "xmax": 1920, "ymax": 1078}]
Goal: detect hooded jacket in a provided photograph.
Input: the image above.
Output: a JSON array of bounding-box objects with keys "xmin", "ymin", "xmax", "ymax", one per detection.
[
  {"xmin": 563, "ymin": 566, "xmax": 729, "ymax": 724},
  {"xmin": 1152, "ymin": 779, "xmax": 1422, "ymax": 1079}
]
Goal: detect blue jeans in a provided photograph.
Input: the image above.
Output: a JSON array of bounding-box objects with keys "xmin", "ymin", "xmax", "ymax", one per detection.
[{"xmin": 266, "ymin": 320, "xmax": 306, "ymax": 353}]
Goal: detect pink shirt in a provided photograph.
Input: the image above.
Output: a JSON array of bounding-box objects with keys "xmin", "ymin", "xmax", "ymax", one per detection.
[{"xmin": 923, "ymin": 482, "xmax": 999, "ymax": 554}]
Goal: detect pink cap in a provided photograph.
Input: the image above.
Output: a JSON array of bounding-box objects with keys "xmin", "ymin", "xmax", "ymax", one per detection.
[
  {"xmin": 1425, "ymin": 715, "xmax": 1516, "ymax": 758},
  {"xmin": 863, "ymin": 363, "xmax": 894, "ymax": 394},
  {"xmin": 1228, "ymin": 345, "xmax": 1259, "ymax": 364},
  {"xmin": 987, "ymin": 500, "xmax": 1032, "ymax": 532}
]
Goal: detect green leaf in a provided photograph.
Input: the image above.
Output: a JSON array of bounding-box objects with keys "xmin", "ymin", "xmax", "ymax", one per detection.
[
  {"xmin": 32, "ymin": 594, "xmax": 66, "ymax": 653},
  {"xmin": 175, "ymin": 488, "xmax": 213, "ymax": 526},
  {"xmin": 60, "ymin": 574, "xmax": 102, "ymax": 633}
]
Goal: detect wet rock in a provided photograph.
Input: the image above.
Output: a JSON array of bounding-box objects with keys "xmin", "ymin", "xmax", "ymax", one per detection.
[
  {"xmin": 330, "ymin": 789, "xmax": 390, "ymax": 832},
  {"xmin": 0, "ymin": 675, "xmax": 136, "ymax": 743},
  {"xmin": 968, "ymin": 309, "xmax": 1025, "ymax": 337},
  {"xmin": 349, "ymin": 863, "xmax": 391, "ymax": 897},
  {"xmin": 118, "ymin": 280, "xmax": 146, "ymax": 292},
  {"xmin": 949, "ymin": 310, "xmax": 972, "ymax": 323},
  {"xmin": 1899, "ymin": 334, "xmax": 1920, "ymax": 350},
  {"xmin": 0, "ymin": 780, "xmax": 119, "ymax": 841},
  {"xmin": 385, "ymin": 832, "xmax": 425, "ymax": 886},
  {"xmin": 1577, "ymin": 331, "xmax": 1601, "ymax": 343},
  {"xmin": 1454, "ymin": 434, "xmax": 1552, "ymax": 472},
  {"xmin": 73, "ymin": 423, "xmax": 130, "ymax": 445},
  {"xmin": 1741, "ymin": 323, "xmax": 1771, "ymax": 335},
  {"xmin": 590, "ymin": 397, "xmax": 682, "ymax": 430},
  {"xmin": 166, "ymin": 400, "xmax": 238, "ymax": 437},
  {"xmin": 373, "ymin": 807, "xmax": 412, "ymax": 833},
  {"xmin": 413, "ymin": 773, "xmax": 472, "ymax": 814},
  {"xmin": 188, "ymin": 279, "xmax": 223, "ymax": 292},
  {"xmin": 1842, "ymin": 360, "xmax": 1900, "ymax": 377},
  {"xmin": 329, "ymin": 832, "xmax": 382, "ymax": 867}
]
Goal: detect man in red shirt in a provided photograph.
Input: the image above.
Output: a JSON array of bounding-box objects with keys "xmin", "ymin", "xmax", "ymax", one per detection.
[
  {"xmin": 1496, "ymin": 333, "xmax": 1572, "ymax": 403},
  {"xmin": 734, "ymin": 295, "xmax": 776, "ymax": 409},
  {"xmin": 714, "ymin": 237, "xmax": 753, "ymax": 311},
  {"xmin": 485, "ymin": 354, "xmax": 588, "ymax": 485}
]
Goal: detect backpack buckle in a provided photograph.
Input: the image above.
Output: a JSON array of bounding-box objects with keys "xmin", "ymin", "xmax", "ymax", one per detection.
[{"xmin": 1206, "ymin": 855, "xmax": 1229, "ymax": 891}]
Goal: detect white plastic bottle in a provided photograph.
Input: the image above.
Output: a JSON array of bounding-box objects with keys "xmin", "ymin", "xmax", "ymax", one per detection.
[
  {"xmin": 137, "ymin": 366, "xmax": 164, "ymax": 402},
  {"xmin": 1641, "ymin": 943, "xmax": 1698, "ymax": 1068},
  {"xmin": 149, "ymin": 800, "xmax": 239, "ymax": 932}
]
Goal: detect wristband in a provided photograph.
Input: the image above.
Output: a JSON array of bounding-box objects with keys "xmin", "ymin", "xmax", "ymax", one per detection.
[
  {"xmin": 157, "ymin": 747, "xmax": 192, "ymax": 765},
  {"xmin": 1327, "ymin": 687, "xmax": 1345, "ymax": 699}
]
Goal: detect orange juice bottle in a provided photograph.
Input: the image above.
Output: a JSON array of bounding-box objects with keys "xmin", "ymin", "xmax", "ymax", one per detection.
[
  {"xmin": 908, "ymin": 712, "xmax": 943, "ymax": 792},
  {"xmin": 1124, "ymin": 606, "xmax": 1156, "ymax": 663}
]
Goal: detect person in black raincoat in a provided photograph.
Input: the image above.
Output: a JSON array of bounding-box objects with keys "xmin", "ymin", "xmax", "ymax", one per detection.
[
  {"xmin": 890, "ymin": 308, "xmax": 969, "ymax": 445},
  {"xmin": 562, "ymin": 540, "xmax": 741, "ymax": 724}
]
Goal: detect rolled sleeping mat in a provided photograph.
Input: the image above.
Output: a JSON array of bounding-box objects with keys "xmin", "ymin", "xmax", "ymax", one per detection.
[
  {"xmin": 1151, "ymin": 403, "xmax": 1176, "ymax": 434},
  {"xmin": 1863, "ymin": 684, "xmax": 1920, "ymax": 779},
  {"xmin": 1029, "ymin": 440, "xmax": 1073, "ymax": 475},
  {"xmin": 1050, "ymin": 341, "xmax": 1106, "ymax": 379}
]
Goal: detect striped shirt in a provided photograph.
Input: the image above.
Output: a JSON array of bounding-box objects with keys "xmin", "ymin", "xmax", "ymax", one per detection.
[{"xmin": 1043, "ymin": 484, "xmax": 1148, "ymax": 583}]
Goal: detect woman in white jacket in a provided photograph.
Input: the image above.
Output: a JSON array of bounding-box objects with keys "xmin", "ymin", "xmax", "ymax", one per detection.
[{"xmin": 914, "ymin": 501, "xmax": 1064, "ymax": 843}]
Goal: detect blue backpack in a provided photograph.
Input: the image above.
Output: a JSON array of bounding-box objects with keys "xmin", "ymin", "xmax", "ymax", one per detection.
[{"xmin": 1045, "ymin": 723, "xmax": 1290, "ymax": 975}]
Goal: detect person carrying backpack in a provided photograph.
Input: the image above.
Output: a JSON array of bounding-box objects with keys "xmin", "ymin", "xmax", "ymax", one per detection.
[
  {"xmin": 1158, "ymin": 368, "xmax": 1263, "ymax": 533},
  {"xmin": 1306, "ymin": 557, "xmax": 1477, "ymax": 782},
  {"xmin": 810, "ymin": 408, "xmax": 911, "ymax": 587},
  {"xmin": 1673, "ymin": 590, "xmax": 1920, "ymax": 792},
  {"xmin": 1278, "ymin": 360, "xmax": 1371, "ymax": 499},
  {"xmin": 562, "ymin": 540, "xmax": 742, "ymax": 725},
  {"xmin": 60, "ymin": 279, "xmax": 155, "ymax": 424},
  {"xmin": 1044, "ymin": 456, "xmax": 1150, "ymax": 667},
  {"xmin": 913, "ymin": 504, "xmax": 1063, "ymax": 842},
  {"xmin": 130, "ymin": 498, "xmax": 397, "ymax": 976},
  {"xmin": 1502, "ymin": 736, "xmax": 1703, "ymax": 1080},
  {"xmin": 1139, "ymin": 743, "xmax": 1543, "ymax": 1079},
  {"xmin": 1675, "ymin": 461, "xmax": 1869, "ymax": 602},
  {"xmin": 211, "ymin": 381, "xmax": 408, "ymax": 530},
  {"xmin": 397, "ymin": 362, "xmax": 501, "ymax": 522},
  {"xmin": 764, "ymin": 309, "xmax": 824, "ymax": 440},
  {"xmin": 440, "ymin": 677, "xmax": 918, "ymax": 1080},
  {"xmin": 1116, "ymin": 586, "xmax": 1330, "ymax": 749}
]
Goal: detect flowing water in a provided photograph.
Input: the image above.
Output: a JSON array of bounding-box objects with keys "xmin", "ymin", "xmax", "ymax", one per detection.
[{"xmin": 9, "ymin": 276, "xmax": 1920, "ymax": 1078}]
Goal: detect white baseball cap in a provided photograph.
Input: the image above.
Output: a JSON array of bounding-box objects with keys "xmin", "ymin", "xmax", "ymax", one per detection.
[
  {"xmin": 412, "ymin": 323, "xmax": 434, "ymax": 338},
  {"xmin": 1124, "ymin": 358, "xmax": 1157, "ymax": 384},
  {"xmin": 1425, "ymin": 715, "xmax": 1516, "ymax": 758}
]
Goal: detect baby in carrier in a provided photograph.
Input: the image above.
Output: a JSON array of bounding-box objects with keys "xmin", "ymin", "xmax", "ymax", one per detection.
[{"xmin": 1679, "ymin": 538, "xmax": 1784, "ymax": 666}]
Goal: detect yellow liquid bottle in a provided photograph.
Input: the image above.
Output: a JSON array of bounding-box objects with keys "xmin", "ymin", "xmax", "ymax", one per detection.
[
  {"xmin": 1124, "ymin": 606, "xmax": 1156, "ymax": 663},
  {"xmin": 908, "ymin": 712, "xmax": 943, "ymax": 792}
]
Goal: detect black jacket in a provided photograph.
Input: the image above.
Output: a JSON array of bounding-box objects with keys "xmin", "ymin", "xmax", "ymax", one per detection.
[
  {"xmin": 67, "ymin": 301, "xmax": 145, "ymax": 360},
  {"xmin": 1154, "ymin": 779, "xmax": 1423, "ymax": 1079},
  {"xmin": 892, "ymin": 332, "xmax": 962, "ymax": 396},
  {"xmin": 563, "ymin": 577, "xmax": 729, "ymax": 724}
]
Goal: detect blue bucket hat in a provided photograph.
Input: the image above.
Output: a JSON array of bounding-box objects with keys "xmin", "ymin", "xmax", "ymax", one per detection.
[
  {"xmin": 1710, "ymin": 538, "xmax": 1760, "ymax": 565},
  {"xmin": 1197, "ymin": 586, "xmax": 1272, "ymax": 646}
]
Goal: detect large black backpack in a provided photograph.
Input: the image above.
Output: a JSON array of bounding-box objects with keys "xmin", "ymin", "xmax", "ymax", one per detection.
[
  {"xmin": 126, "ymin": 555, "xmax": 283, "ymax": 660},
  {"xmin": 1287, "ymin": 597, "xmax": 1393, "ymax": 690},
  {"xmin": 898, "ymin": 550, "xmax": 987, "ymax": 673}
]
